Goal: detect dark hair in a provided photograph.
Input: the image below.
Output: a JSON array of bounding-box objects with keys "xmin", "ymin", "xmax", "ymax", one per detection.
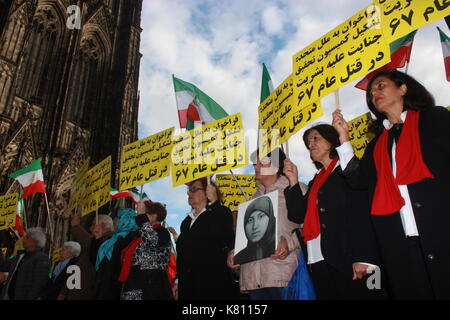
[
  {"xmin": 250, "ymin": 147, "xmax": 286, "ymax": 176},
  {"xmin": 188, "ymin": 177, "xmax": 223, "ymax": 202},
  {"xmin": 145, "ymin": 202, "xmax": 167, "ymax": 222},
  {"xmin": 366, "ymin": 69, "xmax": 435, "ymax": 134},
  {"xmin": 303, "ymin": 124, "xmax": 340, "ymax": 170}
]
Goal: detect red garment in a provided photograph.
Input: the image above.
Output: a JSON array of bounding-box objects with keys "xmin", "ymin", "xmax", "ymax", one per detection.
[
  {"xmin": 301, "ymin": 157, "xmax": 339, "ymax": 242},
  {"xmin": 118, "ymin": 223, "xmax": 163, "ymax": 282},
  {"xmin": 371, "ymin": 110, "xmax": 434, "ymax": 215},
  {"xmin": 118, "ymin": 237, "xmax": 142, "ymax": 282}
]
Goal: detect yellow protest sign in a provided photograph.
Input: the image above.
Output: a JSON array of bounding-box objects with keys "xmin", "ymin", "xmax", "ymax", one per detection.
[
  {"xmin": 292, "ymin": 5, "xmax": 390, "ymax": 110},
  {"xmin": 13, "ymin": 237, "xmax": 23, "ymax": 256},
  {"xmin": 376, "ymin": 0, "xmax": 450, "ymax": 43},
  {"xmin": 68, "ymin": 158, "xmax": 90, "ymax": 212},
  {"xmin": 216, "ymin": 174, "xmax": 257, "ymax": 211},
  {"xmin": 81, "ymin": 156, "xmax": 111, "ymax": 216},
  {"xmin": 258, "ymin": 74, "xmax": 323, "ymax": 157},
  {"xmin": 119, "ymin": 127, "xmax": 174, "ymax": 190},
  {"xmin": 348, "ymin": 112, "xmax": 376, "ymax": 159},
  {"xmin": 0, "ymin": 193, "xmax": 18, "ymax": 231},
  {"xmin": 171, "ymin": 113, "xmax": 248, "ymax": 187},
  {"xmin": 52, "ymin": 247, "xmax": 62, "ymax": 267}
]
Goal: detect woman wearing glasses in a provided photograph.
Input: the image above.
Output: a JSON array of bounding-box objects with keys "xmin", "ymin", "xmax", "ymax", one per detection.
[{"xmin": 176, "ymin": 177, "xmax": 237, "ymax": 300}]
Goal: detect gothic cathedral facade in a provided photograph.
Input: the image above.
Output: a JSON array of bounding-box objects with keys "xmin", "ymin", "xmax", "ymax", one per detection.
[{"xmin": 0, "ymin": 0, "xmax": 142, "ymax": 246}]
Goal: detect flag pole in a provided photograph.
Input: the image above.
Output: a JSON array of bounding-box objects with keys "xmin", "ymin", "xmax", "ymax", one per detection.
[
  {"xmin": 43, "ymin": 193, "xmax": 54, "ymax": 242},
  {"xmin": 334, "ymin": 88, "xmax": 340, "ymax": 110},
  {"xmin": 229, "ymin": 170, "xmax": 249, "ymax": 201},
  {"xmin": 139, "ymin": 185, "xmax": 144, "ymax": 201}
]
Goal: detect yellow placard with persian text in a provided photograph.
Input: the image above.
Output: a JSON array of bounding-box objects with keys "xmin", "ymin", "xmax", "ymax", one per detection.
[
  {"xmin": 171, "ymin": 113, "xmax": 248, "ymax": 187},
  {"xmin": 376, "ymin": 0, "xmax": 450, "ymax": 43},
  {"xmin": 292, "ymin": 5, "xmax": 390, "ymax": 110},
  {"xmin": 216, "ymin": 175, "xmax": 257, "ymax": 211},
  {"xmin": 119, "ymin": 127, "xmax": 173, "ymax": 190},
  {"xmin": 13, "ymin": 237, "xmax": 23, "ymax": 256},
  {"xmin": 52, "ymin": 247, "xmax": 62, "ymax": 266},
  {"xmin": 81, "ymin": 156, "xmax": 111, "ymax": 216},
  {"xmin": 68, "ymin": 158, "xmax": 90, "ymax": 212},
  {"xmin": 348, "ymin": 112, "xmax": 376, "ymax": 159},
  {"xmin": 0, "ymin": 193, "xmax": 18, "ymax": 231},
  {"xmin": 258, "ymin": 74, "xmax": 323, "ymax": 157}
]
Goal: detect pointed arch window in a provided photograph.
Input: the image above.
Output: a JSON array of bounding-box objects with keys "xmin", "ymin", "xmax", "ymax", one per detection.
[
  {"xmin": 66, "ymin": 54, "xmax": 99, "ymax": 126},
  {"xmin": 17, "ymin": 8, "xmax": 59, "ymax": 104}
]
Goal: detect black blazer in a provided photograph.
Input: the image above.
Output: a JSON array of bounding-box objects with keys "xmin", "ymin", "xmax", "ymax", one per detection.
[
  {"xmin": 40, "ymin": 257, "xmax": 77, "ymax": 300},
  {"xmin": 0, "ymin": 249, "xmax": 51, "ymax": 300},
  {"xmin": 176, "ymin": 201, "xmax": 235, "ymax": 300},
  {"xmin": 342, "ymin": 106, "xmax": 450, "ymax": 299},
  {"xmin": 285, "ymin": 166, "xmax": 380, "ymax": 274}
]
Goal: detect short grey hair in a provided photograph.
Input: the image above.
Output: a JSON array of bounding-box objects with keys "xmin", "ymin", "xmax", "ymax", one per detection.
[
  {"xmin": 26, "ymin": 227, "xmax": 47, "ymax": 248},
  {"xmin": 97, "ymin": 215, "xmax": 114, "ymax": 233},
  {"xmin": 63, "ymin": 241, "xmax": 81, "ymax": 257}
]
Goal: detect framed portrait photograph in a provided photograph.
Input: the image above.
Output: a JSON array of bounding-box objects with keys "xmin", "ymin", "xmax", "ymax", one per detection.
[{"xmin": 234, "ymin": 190, "xmax": 279, "ymax": 265}]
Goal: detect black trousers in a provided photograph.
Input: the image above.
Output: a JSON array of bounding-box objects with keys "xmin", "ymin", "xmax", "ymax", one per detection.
[{"xmin": 310, "ymin": 260, "xmax": 385, "ymax": 300}]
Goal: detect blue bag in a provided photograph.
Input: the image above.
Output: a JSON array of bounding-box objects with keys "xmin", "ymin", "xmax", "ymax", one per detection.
[{"xmin": 282, "ymin": 250, "xmax": 316, "ymax": 300}]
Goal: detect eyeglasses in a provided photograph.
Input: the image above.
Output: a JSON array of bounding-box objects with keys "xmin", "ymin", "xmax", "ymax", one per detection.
[{"xmin": 187, "ymin": 187, "xmax": 205, "ymax": 194}]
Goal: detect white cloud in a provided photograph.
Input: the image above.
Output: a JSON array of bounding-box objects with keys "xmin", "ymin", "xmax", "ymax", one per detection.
[{"xmin": 262, "ymin": 5, "xmax": 285, "ymax": 36}]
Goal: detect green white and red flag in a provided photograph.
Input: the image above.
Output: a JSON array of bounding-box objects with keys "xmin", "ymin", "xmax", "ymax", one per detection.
[
  {"xmin": 260, "ymin": 63, "xmax": 274, "ymax": 104},
  {"xmin": 172, "ymin": 75, "xmax": 228, "ymax": 130},
  {"xmin": 14, "ymin": 191, "xmax": 24, "ymax": 237},
  {"xmin": 355, "ymin": 31, "xmax": 417, "ymax": 90},
  {"xmin": 437, "ymin": 27, "xmax": 450, "ymax": 82},
  {"xmin": 110, "ymin": 187, "xmax": 150, "ymax": 204},
  {"xmin": 9, "ymin": 159, "xmax": 46, "ymax": 199}
]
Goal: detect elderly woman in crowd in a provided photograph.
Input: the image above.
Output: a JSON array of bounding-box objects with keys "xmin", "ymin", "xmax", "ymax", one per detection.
[
  {"xmin": 284, "ymin": 124, "xmax": 383, "ymax": 300},
  {"xmin": 95, "ymin": 208, "xmax": 139, "ymax": 300},
  {"xmin": 0, "ymin": 227, "xmax": 51, "ymax": 300},
  {"xmin": 332, "ymin": 70, "xmax": 450, "ymax": 299},
  {"xmin": 40, "ymin": 241, "xmax": 81, "ymax": 300},
  {"xmin": 176, "ymin": 177, "xmax": 236, "ymax": 300}
]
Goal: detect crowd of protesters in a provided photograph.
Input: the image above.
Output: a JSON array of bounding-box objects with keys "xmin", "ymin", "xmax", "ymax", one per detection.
[{"xmin": 0, "ymin": 70, "xmax": 448, "ymax": 300}]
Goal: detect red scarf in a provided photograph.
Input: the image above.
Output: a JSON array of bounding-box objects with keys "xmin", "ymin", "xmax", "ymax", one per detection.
[
  {"xmin": 301, "ymin": 157, "xmax": 339, "ymax": 243},
  {"xmin": 371, "ymin": 110, "xmax": 434, "ymax": 215},
  {"xmin": 118, "ymin": 223, "xmax": 162, "ymax": 282}
]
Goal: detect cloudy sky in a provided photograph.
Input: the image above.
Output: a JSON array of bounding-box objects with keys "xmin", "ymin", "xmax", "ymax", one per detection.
[{"xmin": 136, "ymin": 0, "xmax": 450, "ymax": 232}]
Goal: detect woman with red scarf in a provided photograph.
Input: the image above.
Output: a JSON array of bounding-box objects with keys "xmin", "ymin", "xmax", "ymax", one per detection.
[
  {"xmin": 284, "ymin": 124, "xmax": 383, "ymax": 300},
  {"xmin": 332, "ymin": 70, "xmax": 450, "ymax": 299}
]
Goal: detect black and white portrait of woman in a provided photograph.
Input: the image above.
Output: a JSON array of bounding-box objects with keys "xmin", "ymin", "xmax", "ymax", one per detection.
[{"xmin": 234, "ymin": 191, "xmax": 278, "ymax": 265}]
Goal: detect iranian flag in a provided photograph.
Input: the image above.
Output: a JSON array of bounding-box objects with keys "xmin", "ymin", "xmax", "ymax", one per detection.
[
  {"xmin": 355, "ymin": 31, "xmax": 417, "ymax": 90},
  {"xmin": 9, "ymin": 159, "xmax": 46, "ymax": 199},
  {"xmin": 14, "ymin": 192, "xmax": 24, "ymax": 237},
  {"xmin": 438, "ymin": 27, "xmax": 450, "ymax": 82},
  {"xmin": 110, "ymin": 187, "xmax": 150, "ymax": 204},
  {"xmin": 260, "ymin": 63, "xmax": 274, "ymax": 103},
  {"xmin": 173, "ymin": 75, "xmax": 228, "ymax": 130}
]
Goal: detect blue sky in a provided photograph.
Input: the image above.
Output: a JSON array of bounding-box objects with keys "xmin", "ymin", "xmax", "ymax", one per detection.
[{"xmin": 136, "ymin": 0, "xmax": 450, "ymax": 233}]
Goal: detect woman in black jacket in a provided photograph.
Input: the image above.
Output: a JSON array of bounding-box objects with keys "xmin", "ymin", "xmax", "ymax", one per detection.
[
  {"xmin": 284, "ymin": 124, "xmax": 383, "ymax": 300},
  {"xmin": 176, "ymin": 177, "xmax": 236, "ymax": 300},
  {"xmin": 332, "ymin": 69, "xmax": 450, "ymax": 299}
]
